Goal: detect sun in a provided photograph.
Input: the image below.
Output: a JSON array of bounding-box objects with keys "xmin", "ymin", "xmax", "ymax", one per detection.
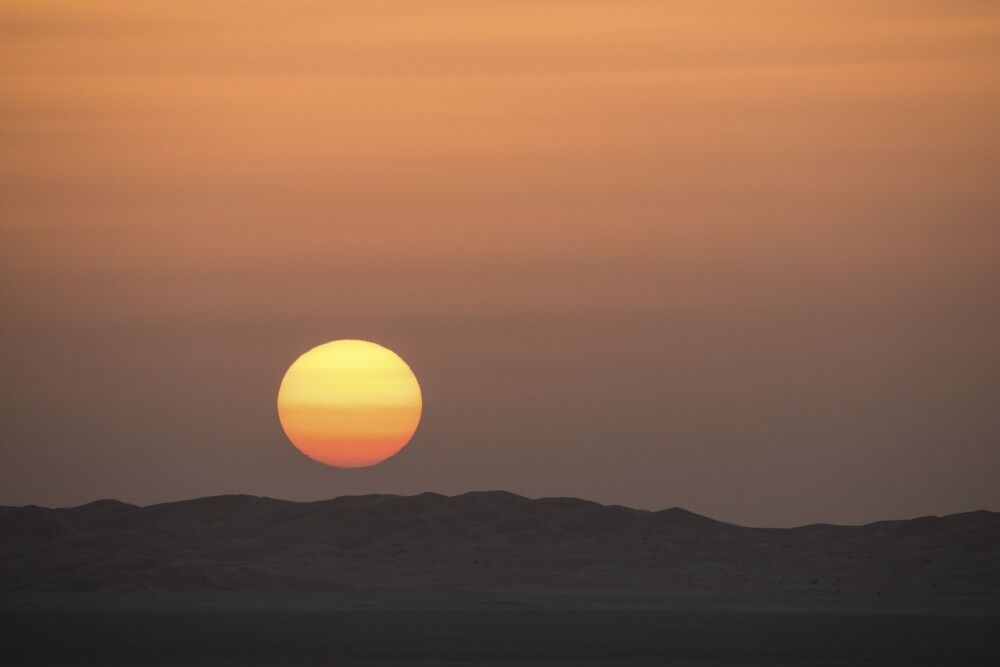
[{"xmin": 276, "ymin": 340, "xmax": 422, "ymax": 468}]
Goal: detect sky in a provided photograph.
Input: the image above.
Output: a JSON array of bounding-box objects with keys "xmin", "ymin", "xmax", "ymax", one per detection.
[{"xmin": 1, "ymin": 1, "xmax": 998, "ymax": 526}]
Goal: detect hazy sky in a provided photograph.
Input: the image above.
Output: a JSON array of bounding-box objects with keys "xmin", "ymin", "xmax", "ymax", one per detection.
[{"xmin": 2, "ymin": 1, "xmax": 998, "ymax": 526}]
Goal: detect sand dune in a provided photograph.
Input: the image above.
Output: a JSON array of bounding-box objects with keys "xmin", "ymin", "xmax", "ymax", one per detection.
[{"xmin": 2, "ymin": 492, "xmax": 998, "ymax": 612}]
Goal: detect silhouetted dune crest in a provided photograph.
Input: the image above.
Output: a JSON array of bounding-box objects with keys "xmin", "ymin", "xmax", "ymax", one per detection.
[{"xmin": 1, "ymin": 493, "xmax": 998, "ymax": 601}]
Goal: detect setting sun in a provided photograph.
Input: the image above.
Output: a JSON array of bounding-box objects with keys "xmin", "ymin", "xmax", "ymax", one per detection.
[{"xmin": 277, "ymin": 340, "xmax": 422, "ymax": 468}]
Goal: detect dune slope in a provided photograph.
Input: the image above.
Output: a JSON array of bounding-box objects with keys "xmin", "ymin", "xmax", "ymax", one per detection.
[{"xmin": 2, "ymin": 492, "xmax": 998, "ymax": 610}]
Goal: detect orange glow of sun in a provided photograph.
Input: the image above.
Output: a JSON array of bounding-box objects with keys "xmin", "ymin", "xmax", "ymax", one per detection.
[{"xmin": 277, "ymin": 340, "xmax": 422, "ymax": 468}]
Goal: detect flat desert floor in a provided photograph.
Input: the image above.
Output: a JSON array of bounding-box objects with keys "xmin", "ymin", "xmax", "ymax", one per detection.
[{"xmin": 0, "ymin": 608, "xmax": 998, "ymax": 665}]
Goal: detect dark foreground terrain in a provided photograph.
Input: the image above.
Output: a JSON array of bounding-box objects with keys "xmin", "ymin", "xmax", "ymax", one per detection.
[
  {"xmin": 2, "ymin": 492, "xmax": 999, "ymax": 663},
  {"xmin": 2, "ymin": 609, "xmax": 1000, "ymax": 665}
]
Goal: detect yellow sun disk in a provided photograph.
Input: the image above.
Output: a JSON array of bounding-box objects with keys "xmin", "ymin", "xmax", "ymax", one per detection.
[{"xmin": 277, "ymin": 340, "xmax": 422, "ymax": 467}]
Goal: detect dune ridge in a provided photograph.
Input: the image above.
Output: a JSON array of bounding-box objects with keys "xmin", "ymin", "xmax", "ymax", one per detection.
[{"xmin": 2, "ymin": 492, "xmax": 998, "ymax": 611}]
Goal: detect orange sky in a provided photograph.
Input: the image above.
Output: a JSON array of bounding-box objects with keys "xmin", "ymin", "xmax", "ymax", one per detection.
[{"xmin": 2, "ymin": 1, "xmax": 998, "ymax": 525}]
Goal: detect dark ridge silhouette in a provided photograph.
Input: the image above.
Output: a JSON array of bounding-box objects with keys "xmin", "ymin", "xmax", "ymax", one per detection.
[{"xmin": 1, "ymin": 492, "xmax": 998, "ymax": 611}]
